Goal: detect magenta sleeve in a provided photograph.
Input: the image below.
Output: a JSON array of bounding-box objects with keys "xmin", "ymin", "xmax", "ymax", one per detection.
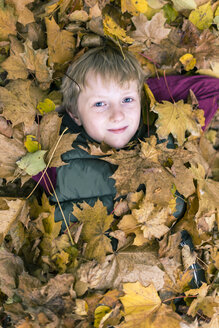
[{"xmin": 32, "ymin": 167, "xmax": 57, "ymax": 195}]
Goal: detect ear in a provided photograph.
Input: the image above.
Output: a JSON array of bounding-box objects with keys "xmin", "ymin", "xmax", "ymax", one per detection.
[{"xmin": 68, "ymin": 110, "xmax": 82, "ymax": 126}]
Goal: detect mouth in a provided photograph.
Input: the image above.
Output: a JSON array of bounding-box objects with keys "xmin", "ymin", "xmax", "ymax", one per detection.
[{"xmin": 108, "ymin": 126, "xmax": 128, "ymax": 134}]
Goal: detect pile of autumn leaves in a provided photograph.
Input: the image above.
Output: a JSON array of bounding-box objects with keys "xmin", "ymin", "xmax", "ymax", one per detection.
[
  {"xmin": 0, "ymin": 99, "xmax": 218, "ymax": 328},
  {"xmin": 0, "ymin": 0, "xmax": 219, "ymax": 327}
]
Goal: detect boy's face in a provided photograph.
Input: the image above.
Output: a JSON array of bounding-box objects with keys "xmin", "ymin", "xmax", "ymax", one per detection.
[{"xmin": 71, "ymin": 72, "xmax": 141, "ymax": 149}]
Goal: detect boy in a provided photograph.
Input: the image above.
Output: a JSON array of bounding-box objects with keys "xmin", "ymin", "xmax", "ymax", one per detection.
[{"xmin": 40, "ymin": 46, "xmax": 219, "ymax": 229}]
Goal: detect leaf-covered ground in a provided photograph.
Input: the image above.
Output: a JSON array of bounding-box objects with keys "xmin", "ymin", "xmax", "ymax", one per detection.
[{"xmin": 0, "ymin": 0, "xmax": 219, "ymax": 327}]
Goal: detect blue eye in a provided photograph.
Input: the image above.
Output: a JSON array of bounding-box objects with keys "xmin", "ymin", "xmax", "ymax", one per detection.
[
  {"xmin": 94, "ymin": 101, "xmax": 105, "ymax": 107},
  {"xmin": 123, "ymin": 97, "xmax": 133, "ymax": 103}
]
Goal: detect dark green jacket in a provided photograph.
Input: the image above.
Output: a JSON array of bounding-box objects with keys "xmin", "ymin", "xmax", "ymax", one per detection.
[{"xmin": 50, "ymin": 113, "xmax": 185, "ymax": 230}]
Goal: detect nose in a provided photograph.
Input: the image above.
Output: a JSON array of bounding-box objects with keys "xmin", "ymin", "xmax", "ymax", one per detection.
[{"xmin": 109, "ymin": 105, "xmax": 125, "ymax": 123}]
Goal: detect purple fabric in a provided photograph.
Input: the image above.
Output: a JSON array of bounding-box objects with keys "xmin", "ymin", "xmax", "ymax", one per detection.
[
  {"xmin": 32, "ymin": 167, "xmax": 57, "ymax": 195},
  {"xmin": 147, "ymin": 75, "xmax": 219, "ymax": 129},
  {"xmin": 33, "ymin": 75, "xmax": 219, "ymax": 193}
]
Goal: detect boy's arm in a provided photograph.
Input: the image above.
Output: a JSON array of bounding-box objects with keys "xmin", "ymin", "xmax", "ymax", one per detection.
[{"xmin": 147, "ymin": 75, "xmax": 219, "ymax": 129}]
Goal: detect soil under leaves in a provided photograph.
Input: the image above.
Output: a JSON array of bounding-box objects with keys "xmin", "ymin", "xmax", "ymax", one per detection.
[{"xmin": 0, "ymin": 0, "xmax": 219, "ymax": 327}]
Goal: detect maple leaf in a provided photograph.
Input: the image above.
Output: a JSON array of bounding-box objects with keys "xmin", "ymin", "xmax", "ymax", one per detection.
[
  {"xmin": 45, "ymin": 16, "xmax": 75, "ymax": 65},
  {"xmin": 131, "ymin": 12, "xmax": 171, "ymax": 45},
  {"xmin": 76, "ymin": 243, "xmax": 165, "ymax": 292},
  {"xmin": 0, "ymin": 4, "xmax": 17, "ymax": 41},
  {"xmin": 5, "ymin": 0, "xmax": 35, "ymax": 26},
  {"xmin": 152, "ymin": 100, "xmax": 205, "ymax": 146},
  {"xmin": 0, "ymin": 80, "xmax": 37, "ymax": 129},
  {"xmin": 118, "ymin": 194, "xmax": 175, "ymax": 245},
  {"xmin": 73, "ymin": 200, "xmax": 114, "ymax": 263},
  {"xmin": 2, "ymin": 38, "xmax": 53, "ymax": 88},
  {"xmin": 105, "ymin": 136, "xmax": 195, "ymax": 204},
  {"xmin": 120, "ymin": 282, "xmax": 181, "ymax": 328},
  {"xmin": 1, "ymin": 36, "xmax": 28, "ymax": 80}
]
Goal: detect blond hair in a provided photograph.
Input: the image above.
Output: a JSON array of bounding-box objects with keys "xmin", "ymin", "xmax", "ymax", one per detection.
[{"xmin": 61, "ymin": 46, "xmax": 145, "ymax": 115}]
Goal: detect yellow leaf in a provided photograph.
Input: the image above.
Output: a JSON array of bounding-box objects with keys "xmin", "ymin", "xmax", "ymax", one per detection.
[
  {"xmin": 120, "ymin": 282, "xmax": 161, "ymax": 327},
  {"xmin": 73, "ymin": 200, "xmax": 113, "ymax": 263},
  {"xmin": 144, "ymin": 83, "xmax": 156, "ymax": 108},
  {"xmin": 103, "ymin": 15, "xmax": 134, "ymax": 44},
  {"xmin": 189, "ymin": 1, "xmax": 213, "ymax": 30},
  {"xmin": 5, "ymin": 0, "xmax": 35, "ymax": 26},
  {"xmin": 121, "ymin": 0, "xmax": 140, "ymax": 15},
  {"xmin": 52, "ymin": 250, "xmax": 69, "ymax": 273},
  {"xmin": 94, "ymin": 305, "xmax": 111, "ymax": 328},
  {"xmin": 152, "ymin": 100, "xmax": 205, "ymax": 146},
  {"xmin": 0, "ymin": 5, "xmax": 17, "ymax": 41},
  {"xmin": 130, "ymin": 0, "xmax": 148, "ymax": 13},
  {"xmin": 24, "ymin": 135, "xmax": 41, "ymax": 153},
  {"xmin": 37, "ymin": 98, "xmax": 56, "ymax": 115},
  {"xmin": 45, "ymin": 16, "xmax": 75, "ymax": 65},
  {"xmin": 30, "ymin": 193, "xmax": 62, "ymax": 239},
  {"xmin": 179, "ymin": 53, "xmax": 196, "ymax": 71}
]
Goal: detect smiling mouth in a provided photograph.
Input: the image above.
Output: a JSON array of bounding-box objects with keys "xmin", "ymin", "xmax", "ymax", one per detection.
[{"xmin": 108, "ymin": 126, "xmax": 128, "ymax": 134}]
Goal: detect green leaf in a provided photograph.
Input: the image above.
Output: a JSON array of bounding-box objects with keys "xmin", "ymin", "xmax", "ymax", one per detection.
[
  {"xmin": 16, "ymin": 150, "xmax": 47, "ymax": 176},
  {"xmin": 163, "ymin": 4, "xmax": 178, "ymax": 24}
]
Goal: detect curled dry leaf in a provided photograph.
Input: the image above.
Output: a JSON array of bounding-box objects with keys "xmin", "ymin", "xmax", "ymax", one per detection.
[
  {"xmin": 0, "ymin": 247, "xmax": 24, "ymax": 297},
  {"xmin": 0, "ymin": 198, "xmax": 26, "ymax": 245}
]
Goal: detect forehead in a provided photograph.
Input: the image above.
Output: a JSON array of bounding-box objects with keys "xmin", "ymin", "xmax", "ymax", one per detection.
[{"xmin": 82, "ymin": 71, "xmax": 139, "ymax": 93}]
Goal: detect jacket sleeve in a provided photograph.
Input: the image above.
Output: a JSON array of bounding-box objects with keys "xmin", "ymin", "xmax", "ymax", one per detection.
[{"xmin": 147, "ymin": 75, "xmax": 219, "ymax": 129}]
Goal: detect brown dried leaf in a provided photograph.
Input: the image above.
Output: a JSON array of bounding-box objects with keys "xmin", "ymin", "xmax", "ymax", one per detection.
[
  {"xmin": 0, "ymin": 5, "xmax": 17, "ymax": 41},
  {"xmin": 73, "ymin": 200, "xmax": 113, "ymax": 263},
  {"xmin": 45, "ymin": 16, "xmax": 75, "ymax": 65},
  {"xmin": 0, "ymin": 247, "xmax": 24, "ymax": 297},
  {"xmin": 76, "ymin": 243, "xmax": 164, "ymax": 291},
  {"xmin": 6, "ymin": 0, "xmax": 35, "ymax": 26},
  {"xmin": 0, "ymin": 80, "xmax": 36, "ymax": 129},
  {"xmin": 131, "ymin": 12, "xmax": 171, "ymax": 45}
]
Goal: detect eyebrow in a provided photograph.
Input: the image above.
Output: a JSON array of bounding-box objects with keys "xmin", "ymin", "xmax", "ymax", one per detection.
[{"xmin": 89, "ymin": 91, "xmax": 138, "ymax": 99}]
